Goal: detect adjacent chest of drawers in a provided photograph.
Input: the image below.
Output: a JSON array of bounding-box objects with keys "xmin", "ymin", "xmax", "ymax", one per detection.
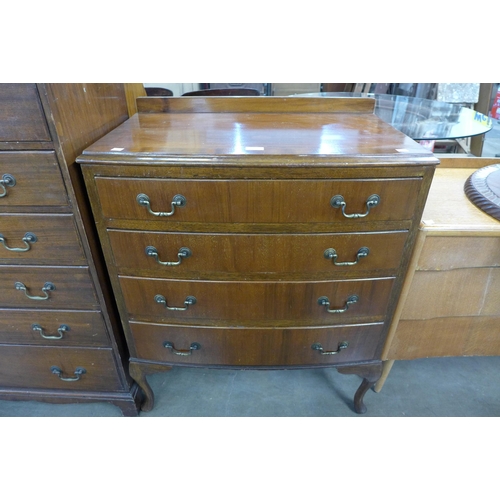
[
  {"xmin": 78, "ymin": 96, "xmax": 438, "ymax": 414},
  {"xmin": 376, "ymin": 161, "xmax": 500, "ymax": 391},
  {"xmin": 0, "ymin": 84, "xmax": 140, "ymax": 415}
]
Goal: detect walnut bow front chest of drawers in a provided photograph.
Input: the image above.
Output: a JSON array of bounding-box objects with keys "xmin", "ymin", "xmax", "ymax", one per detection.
[
  {"xmin": 0, "ymin": 84, "xmax": 140, "ymax": 415},
  {"xmin": 78, "ymin": 96, "xmax": 438, "ymax": 414}
]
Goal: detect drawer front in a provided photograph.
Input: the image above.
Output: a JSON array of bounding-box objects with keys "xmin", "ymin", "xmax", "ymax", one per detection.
[
  {"xmin": 0, "ymin": 84, "xmax": 51, "ymax": 142},
  {"xmin": 0, "ymin": 345, "xmax": 123, "ymax": 391},
  {"xmin": 119, "ymin": 276, "xmax": 395, "ymax": 326},
  {"xmin": 95, "ymin": 177, "xmax": 422, "ymax": 224},
  {"xmin": 0, "ymin": 310, "xmax": 110, "ymax": 346},
  {"xmin": 0, "ymin": 152, "xmax": 68, "ymax": 207},
  {"xmin": 401, "ymin": 268, "xmax": 500, "ymax": 320},
  {"xmin": 0, "ymin": 214, "xmax": 86, "ymax": 265},
  {"xmin": 130, "ymin": 322, "xmax": 385, "ymax": 366},
  {"xmin": 0, "ymin": 266, "xmax": 99, "ymax": 310},
  {"xmin": 109, "ymin": 229, "xmax": 408, "ymax": 278},
  {"xmin": 386, "ymin": 316, "xmax": 500, "ymax": 360},
  {"xmin": 417, "ymin": 236, "xmax": 500, "ymax": 271}
]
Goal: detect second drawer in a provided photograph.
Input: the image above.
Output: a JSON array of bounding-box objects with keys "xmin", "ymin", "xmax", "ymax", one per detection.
[{"xmin": 108, "ymin": 229, "xmax": 409, "ymax": 278}]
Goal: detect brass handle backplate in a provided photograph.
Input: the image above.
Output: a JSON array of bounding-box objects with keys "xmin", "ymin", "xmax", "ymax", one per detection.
[
  {"xmin": 0, "ymin": 232, "xmax": 37, "ymax": 252},
  {"xmin": 324, "ymin": 247, "xmax": 369, "ymax": 266},
  {"xmin": 145, "ymin": 246, "xmax": 192, "ymax": 266},
  {"xmin": 155, "ymin": 294, "xmax": 197, "ymax": 311},
  {"xmin": 163, "ymin": 341, "xmax": 201, "ymax": 356},
  {"xmin": 137, "ymin": 193, "xmax": 186, "ymax": 217},
  {"xmin": 318, "ymin": 294, "xmax": 359, "ymax": 314},
  {"xmin": 15, "ymin": 281, "xmax": 55, "ymax": 300},
  {"xmin": 32, "ymin": 323, "xmax": 69, "ymax": 340},
  {"xmin": 311, "ymin": 341, "xmax": 349, "ymax": 355},
  {"xmin": 51, "ymin": 366, "xmax": 86, "ymax": 382},
  {"xmin": 330, "ymin": 194, "xmax": 380, "ymax": 218},
  {"xmin": 0, "ymin": 174, "xmax": 16, "ymax": 197}
]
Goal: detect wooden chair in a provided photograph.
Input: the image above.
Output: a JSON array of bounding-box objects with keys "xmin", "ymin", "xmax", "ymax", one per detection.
[
  {"xmin": 145, "ymin": 87, "xmax": 174, "ymax": 96},
  {"xmin": 182, "ymin": 88, "xmax": 260, "ymax": 97}
]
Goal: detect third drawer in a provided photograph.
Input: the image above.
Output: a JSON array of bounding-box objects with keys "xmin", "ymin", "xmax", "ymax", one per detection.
[{"xmin": 119, "ymin": 276, "xmax": 395, "ymax": 326}]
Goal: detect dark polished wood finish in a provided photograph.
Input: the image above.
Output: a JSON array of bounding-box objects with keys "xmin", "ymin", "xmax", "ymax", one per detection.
[
  {"xmin": 130, "ymin": 322, "xmax": 385, "ymax": 366},
  {"xmin": 79, "ymin": 96, "xmax": 438, "ymax": 414},
  {"xmin": 0, "ymin": 84, "xmax": 139, "ymax": 416},
  {"xmin": 108, "ymin": 229, "xmax": 409, "ymax": 279}
]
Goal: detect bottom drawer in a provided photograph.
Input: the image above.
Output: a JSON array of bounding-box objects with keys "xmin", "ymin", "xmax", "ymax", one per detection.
[
  {"xmin": 130, "ymin": 321, "xmax": 385, "ymax": 366},
  {"xmin": 0, "ymin": 346, "xmax": 124, "ymax": 391}
]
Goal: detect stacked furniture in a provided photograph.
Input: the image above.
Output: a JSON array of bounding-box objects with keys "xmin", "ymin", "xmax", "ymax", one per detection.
[
  {"xmin": 376, "ymin": 158, "xmax": 500, "ymax": 390},
  {"xmin": 78, "ymin": 96, "xmax": 438, "ymax": 414},
  {"xmin": 0, "ymin": 84, "xmax": 139, "ymax": 415}
]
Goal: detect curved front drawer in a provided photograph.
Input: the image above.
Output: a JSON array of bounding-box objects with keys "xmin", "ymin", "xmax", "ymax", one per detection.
[
  {"xmin": 109, "ymin": 229, "xmax": 408, "ymax": 279},
  {"xmin": 0, "ymin": 345, "xmax": 123, "ymax": 391},
  {"xmin": 129, "ymin": 321, "xmax": 385, "ymax": 366},
  {"xmin": 0, "ymin": 310, "xmax": 110, "ymax": 346},
  {"xmin": 0, "ymin": 151, "xmax": 68, "ymax": 207},
  {"xmin": 0, "ymin": 266, "xmax": 99, "ymax": 310},
  {"xmin": 119, "ymin": 276, "xmax": 395, "ymax": 326},
  {"xmin": 96, "ymin": 177, "xmax": 422, "ymax": 224},
  {"xmin": 0, "ymin": 214, "xmax": 85, "ymax": 265}
]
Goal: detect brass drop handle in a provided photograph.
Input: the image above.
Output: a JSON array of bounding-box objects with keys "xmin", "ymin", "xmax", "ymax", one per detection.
[
  {"xmin": 0, "ymin": 174, "xmax": 16, "ymax": 197},
  {"xmin": 324, "ymin": 247, "xmax": 369, "ymax": 266},
  {"xmin": 0, "ymin": 232, "xmax": 37, "ymax": 252},
  {"xmin": 51, "ymin": 366, "xmax": 86, "ymax": 382},
  {"xmin": 318, "ymin": 294, "xmax": 359, "ymax": 313},
  {"xmin": 330, "ymin": 194, "xmax": 380, "ymax": 218},
  {"xmin": 155, "ymin": 294, "xmax": 197, "ymax": 311},
  {"xmin": 145, "ymin": 246, "xmax": 192, "ymax": 266},
  {"xmin": 32, "ymin": 323, "xmax": 69, "ymax": 340},
  {"xmin": 15, "ymin": 281, "xmax": 55, "ymax": 300},
  {"xmin": 312, "ymin": 341, "xmax": 349, "ymax": 355},
  {"xmin": 163, "ymin": 341, "xmax": 201, "ymax": 356},
  {"xmin": 136, "ymin": 193, "xmax": 186, "ymax": 217}
]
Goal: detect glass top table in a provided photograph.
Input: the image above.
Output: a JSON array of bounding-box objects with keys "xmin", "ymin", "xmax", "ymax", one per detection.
[{"xmin": 293, "ymin": 92, "xmax": 494, "ymax": 141}]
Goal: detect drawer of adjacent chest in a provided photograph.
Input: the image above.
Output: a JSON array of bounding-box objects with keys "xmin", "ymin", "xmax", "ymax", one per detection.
[
  {"xmin": 109, "ymin": 230, "xmax": 408, "ymax": 278},
  {"xmin": 0, "ymin": 310, "xmax": 110, "ymax": 346},
  {"xmin": 0, "ymin": 345, "xmax": 123, "ymax": 391},
  {"xmin": 0, "ymin": 84, "xmax": 51, "ymax": 142},
  {"xmin": 119, "ymin": 276, "xmax": 395, "ymax": 326},
  {"xmin": 0, "ymin": 152, "xmax": 68, "ymax": 207},
  {"xmin": 0, "ymin": 266, "xmax": 100, "ymax": 310},
  {"xmin": 95, "ymin": 177, "xmax": 422, "ymax": 224},
  {"xmin": 0, "ymin": 214, "xmax": 86, "ymax": 265},
  {"xmin": 129, "ymin": 322, "xmax": 385, "ymax": 366}
]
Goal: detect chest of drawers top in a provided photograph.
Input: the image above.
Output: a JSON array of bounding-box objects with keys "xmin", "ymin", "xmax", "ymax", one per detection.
[{"xmin": 77, "ymin": 96, "xmax": 437, "ymax": 169}]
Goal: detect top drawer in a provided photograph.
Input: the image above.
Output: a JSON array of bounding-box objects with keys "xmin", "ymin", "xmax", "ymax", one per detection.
[
  {"xmin": 95, "ymin": 177, "xmax": 423, "ymax": 224},
  {"xmin": 0, "ymin": 84, "xmax": 51, "ymax": 142},
  {"xmin": 0, "ymin": 152, "xmax": 68, "ymax": 207}
]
